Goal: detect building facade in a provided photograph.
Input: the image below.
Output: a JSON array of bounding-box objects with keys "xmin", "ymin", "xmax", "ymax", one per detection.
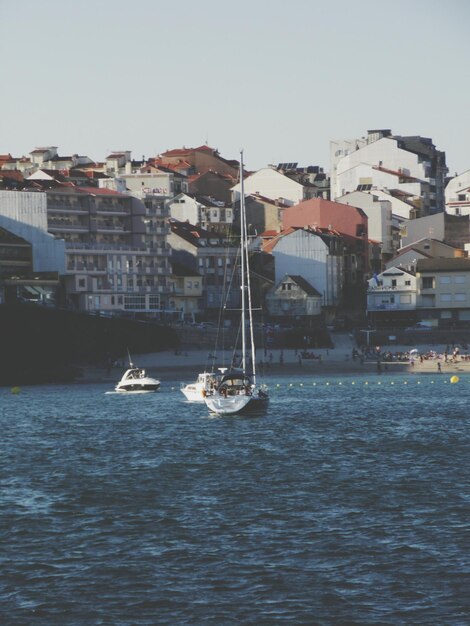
[
  {"xmin": 366, "ymin": 266, "xmax": 417, "ymax": 326},
  {"xmin": 330, "ymin": 129, "xmax": 448, "ymax": 217},
  {"xmin": 266, "ymin": 274, "xmax": 322, "ymax": 319},
  {"xmin": 416, "ymin": 258, "xmax": 470, "ymax": 328}
]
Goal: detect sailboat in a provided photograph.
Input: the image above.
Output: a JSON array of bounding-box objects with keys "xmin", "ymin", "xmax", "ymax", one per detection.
[{"xmin": 204, "ymin": 151, "xmax": 269, "ymax": 415}]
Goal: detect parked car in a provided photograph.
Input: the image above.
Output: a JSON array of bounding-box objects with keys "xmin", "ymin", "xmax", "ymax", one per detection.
[
  {"xmin": 404, "ymin": 322, "xmax": 433, "ymax": 331},
  {"xmin": 193, "ymin": 321, "xmax": 217, "ymax": 329}
]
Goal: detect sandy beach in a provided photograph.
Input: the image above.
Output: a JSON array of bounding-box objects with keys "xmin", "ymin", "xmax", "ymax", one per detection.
[{"xmin": 78, "ymin": 332, "xmax": 470, "ymax": 383}]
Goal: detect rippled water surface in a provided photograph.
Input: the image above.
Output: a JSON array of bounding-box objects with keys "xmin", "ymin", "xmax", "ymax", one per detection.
[{"xmin": 1, "ymin": 374, "xmax": 469, "ymax": 625}]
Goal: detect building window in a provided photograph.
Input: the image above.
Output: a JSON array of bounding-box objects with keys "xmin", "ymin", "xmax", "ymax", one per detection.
[
  {"xmin": 422, "ymin": 276, "xmax": 434, "ymax": 289},
  {"xmin": 455, "ymin": 275, "xmax": 466, "ymax": 284},
  {"xmin": 440, "ymin": 293, "xmax": 452, "ymax": 302},
  {"xmin": 78, "ymin": 278, "xmax": 85, "ymax": 288},
  {"xmin": 439, "ymin": 276, "xmax": 450, "ymax": 284},
  {"xmin": 149, "ymin": 295, "xmax": 160, "ymax": 310},
  {"xmin": 405, "ymin": 280, "xmax": 411, "ymax": 286},
  {"xmin": 455, "ymin": 293, "xmax": 466, "ymax": 302},
  {"xmin": 124, "ymin": 295, "xmax": 145, "ymax": 310}
]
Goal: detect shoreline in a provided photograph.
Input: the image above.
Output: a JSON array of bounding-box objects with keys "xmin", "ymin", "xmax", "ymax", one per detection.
[{"xmin": 76, "ymin": 346, "xmax": 470, "ymax": 384}]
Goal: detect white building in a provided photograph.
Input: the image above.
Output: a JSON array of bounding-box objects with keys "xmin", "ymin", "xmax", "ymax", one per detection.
[
  {"xmin": 367, "ymin": 266, "xmax": 417, "ymax": 315},
  {"xmin": 330, "ymin": 129, "xmax": 447, "ymax": 217},
  {"xmin": 336, "ymin": 190, "xmax": 394, "ymax": 257},
  {"xmin": 120, "ymin": 170, "xmax": 186, "ymax": 200},
  {"xmin": 232, "ymin": 167, "xmax": 313, "ymax": 206},
  {"xmin": 445, "ymin": 170, "xmax": 470, "ymax": 216},
  {"xmin": 166, "ymin": 193, "xmax": 232, "ymax": 231}
]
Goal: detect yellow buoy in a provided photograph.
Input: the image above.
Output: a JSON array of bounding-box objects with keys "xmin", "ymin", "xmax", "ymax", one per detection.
[
  {"xmin": 11, "ymin": 386, "xmax": 21, "ymax": 394},
  {"xmin": 450, "ymin": 375, "xmax": 459, "ymax": 384}
]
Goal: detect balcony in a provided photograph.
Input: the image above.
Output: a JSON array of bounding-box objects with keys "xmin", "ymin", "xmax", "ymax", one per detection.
[
  {"xmin": 367, "ymin": 285, "xmax": 415, "ymax": 293},
  {"xmin": 65, "ymin": 242, "xmax": 147, "ymax": 252},
  {"xmin": 95, "ymin": 206, "xmax": 129, "ymax": 215},
  {"xmin": 48, "ymin": 206, "xmax": 88, "ymax": 215},
  {"xmin": 66, "ymin": 262, "xmax": 107, "ymax": 273},
  {"xmin": 48, "ymin": 223, "xmax": 89, "ymax": 232},
  {"xmin": 145, "ymin": 207, "xmax": 167, "ymax": 217}
]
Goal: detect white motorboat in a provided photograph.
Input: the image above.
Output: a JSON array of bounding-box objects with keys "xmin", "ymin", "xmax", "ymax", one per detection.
[
  {"xmin": 204, "ymin": 151, "xmax": 269, "ymax": 416},
  {"xmin": 115, "ymin": 363, "xmax": 160, "ymax": 393},
  {"xmin": 181, "ymin": 371, "xmax": 219, "ymax": 402}
]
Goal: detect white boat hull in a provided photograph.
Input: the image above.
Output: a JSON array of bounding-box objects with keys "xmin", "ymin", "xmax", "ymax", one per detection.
[
  {"xmin": 205, "ymin": 392, "xmax": 268, "ymax": 416},
  {"xmin": 180, "ymin": 372, "xmax": 219, "ymax": 403},
  {"xmin": 181, "ymin": 384, "xmax": 206, "ymax": 402},
  {"xmin": 115, "ymin": 378, "xmax": 160, "ymax": 393}
]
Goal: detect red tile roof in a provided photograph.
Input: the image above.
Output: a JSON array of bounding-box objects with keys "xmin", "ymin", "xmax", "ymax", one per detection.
[
  {"xmin": 162, "ymin": 145, "xmax": 216, "ymax": 157},
  {"xmin": 75, "ymin": 186, "xmax": 128, "ymax": 196},
  {"xmin": 0, "ymin": 170, "xmax": 24, "ymax": 182}
]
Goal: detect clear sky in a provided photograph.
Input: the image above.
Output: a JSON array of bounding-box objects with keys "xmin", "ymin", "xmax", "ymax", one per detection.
[{"xmin": 1, "ymin": 0, "xmax": 469, "ymax": 175}]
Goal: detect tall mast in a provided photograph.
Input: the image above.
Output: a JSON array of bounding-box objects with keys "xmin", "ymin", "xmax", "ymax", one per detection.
[{"xmin": 239, "ymin": 150, "xmax": 246, "ymax": 372}]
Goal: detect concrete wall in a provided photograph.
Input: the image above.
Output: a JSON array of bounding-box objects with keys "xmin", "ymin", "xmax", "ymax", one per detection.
[
  {"xmin": 0, "ymin": 191, "xmax": 65, "ymax": 273},
  {"xmin": 232, "ymin": 168, "xmax": 303, "ymax": 205},
  {"xmin": 272, "ymin": 230, "xmax": 338, "ymax": 305}
]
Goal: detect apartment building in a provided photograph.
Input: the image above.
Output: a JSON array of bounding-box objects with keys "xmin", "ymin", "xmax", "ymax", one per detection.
[
  {"xmin": 416, "ymin": 258, "xmax": 470, "ymax": 328},
  {"xmin": 48, "ymin": 186, "xmax": 171, "ymax": 315},
  {"xmin": 167, "ymin": 193, "xmax": 233, "ymax": 233},
  {"xmin": 167, "ymin": 220, "xmax": 239, "ymax": 317},
  {"xmin": 330, "ymin": 129, "xmax": 448, "ymax": 217}
]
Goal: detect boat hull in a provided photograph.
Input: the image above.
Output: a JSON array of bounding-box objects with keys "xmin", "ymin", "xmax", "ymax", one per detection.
[
  {"xmin": 181, "ymin": 372, "xmax": 219, "ymax": 403},
  {"xmin": 115, "ymin": 379, "xmax": 160, "ymax": 393},
  {"xmin": 181, "ymin": 385, "xmax": 205, "ymax": 402},
  {"xmin": 205, "ymin": 393, "xmax": 268, "ymax": 416}
]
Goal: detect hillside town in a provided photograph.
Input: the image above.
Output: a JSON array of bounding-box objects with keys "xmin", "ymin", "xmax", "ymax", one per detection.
[{"xmin": 1, "ymin": 129, "xmax": 470, "ymax": 337}]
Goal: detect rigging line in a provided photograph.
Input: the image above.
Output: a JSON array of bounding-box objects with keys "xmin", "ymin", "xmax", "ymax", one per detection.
[
  {"xmin": 215, "ymin": 222, "xmax": 240, "ymax": 368},
  {"xmin": 244, "ymin": 209, "xmax": 257, "ymax": 384}
]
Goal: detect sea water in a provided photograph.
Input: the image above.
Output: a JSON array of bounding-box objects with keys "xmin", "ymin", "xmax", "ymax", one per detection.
[{"xmin": 0, "ymin": 373, "xmax": 469, "ymax": 625}]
